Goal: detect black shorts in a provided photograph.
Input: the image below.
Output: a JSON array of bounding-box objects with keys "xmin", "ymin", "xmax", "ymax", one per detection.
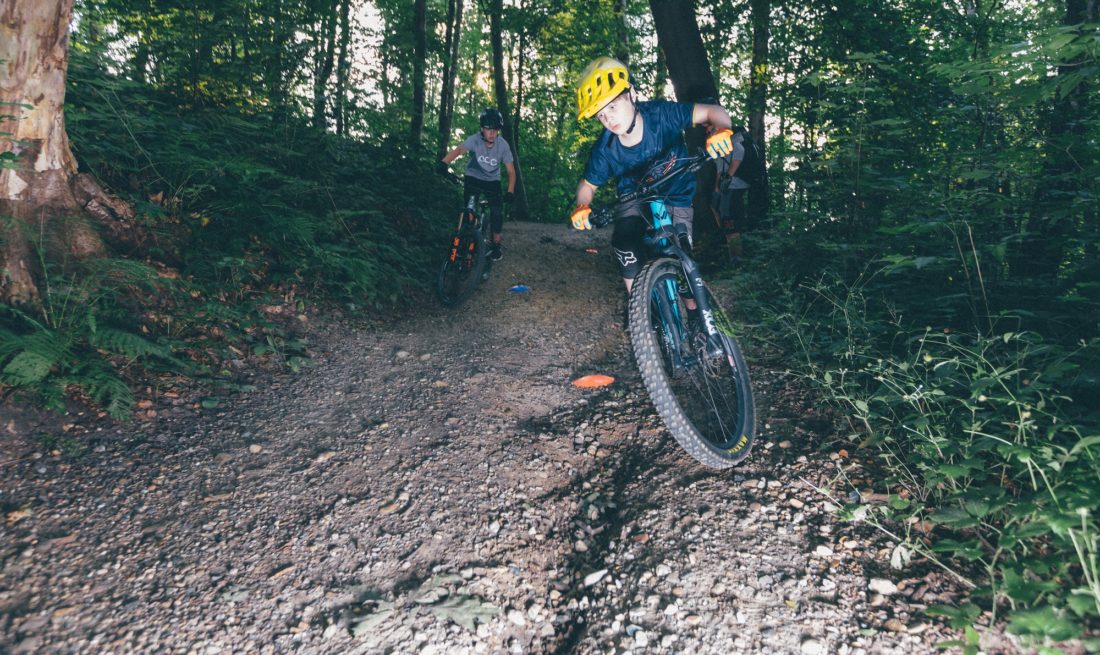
[
  {"xmin": 463, "ymin": 176, "xmax": 504, "ymax": 233},
  {"xmin": 611, "ymin": 202, "xmax": 693, "ymax": 279}
]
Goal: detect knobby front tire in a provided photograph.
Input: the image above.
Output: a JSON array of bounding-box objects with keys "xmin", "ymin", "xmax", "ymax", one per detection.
[
  {"xmin": 628, "ymin": 258, "xmax": 756, "ymax": 468},
  {"xmin": 436, "ymin": 228, "xmax": 487, "ymax": 308}
]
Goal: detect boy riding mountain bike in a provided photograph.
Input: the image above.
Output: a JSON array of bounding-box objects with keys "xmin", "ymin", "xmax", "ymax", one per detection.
[
  {"xmin": 438, "ymin": 108, "xmax": 516, "ymax": 262},
  {"xmin": 568, "ymin": 56, "xmax": 734, "ymax": 292}
]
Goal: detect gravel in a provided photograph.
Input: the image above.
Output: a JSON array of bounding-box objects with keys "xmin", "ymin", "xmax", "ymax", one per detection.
[{"xmin": 0, "ymin": 222, "xmax": 1023, "ymax": 654}]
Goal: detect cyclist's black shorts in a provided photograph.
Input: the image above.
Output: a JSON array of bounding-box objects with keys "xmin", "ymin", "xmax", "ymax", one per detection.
[
  {"xmin": 464, "ymin": 176, "xmax": 504, "ymax": 234},
  {"xmin": 612, "ymin": 202, "xmax": 693, "ymax": 280}
]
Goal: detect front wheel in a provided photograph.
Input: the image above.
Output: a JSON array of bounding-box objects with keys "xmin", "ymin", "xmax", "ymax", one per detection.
[
  {"xmin": 628, "ymin": 258, "xmax": 756, "ymax": 468},
  {"xmin": 437, "ymin": 227, "xmax": 487, "ymax": 307}
]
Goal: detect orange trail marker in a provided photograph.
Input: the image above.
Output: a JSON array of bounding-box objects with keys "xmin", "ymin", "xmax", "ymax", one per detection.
[{"xmin": 572, "ymin": 374, "xmax": 615, "ymax": 388}]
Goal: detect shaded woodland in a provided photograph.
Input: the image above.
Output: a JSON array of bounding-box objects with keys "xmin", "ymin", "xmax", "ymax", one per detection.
[{"xmin": 1, "ymin": 0, "xmax": 1098, "ymax": 648}]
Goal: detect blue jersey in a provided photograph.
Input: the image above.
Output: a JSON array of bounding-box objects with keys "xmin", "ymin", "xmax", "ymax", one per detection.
[{"xmin": 582, "ymin": 100, "xmax": 695, "ymax": 207}]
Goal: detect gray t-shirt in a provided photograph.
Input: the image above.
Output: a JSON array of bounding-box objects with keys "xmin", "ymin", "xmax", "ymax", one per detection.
[{"xmin": 462, "ymin": 134, "xmax": 514, "ymax": 182}]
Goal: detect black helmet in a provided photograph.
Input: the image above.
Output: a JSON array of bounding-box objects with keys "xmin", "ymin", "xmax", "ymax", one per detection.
[{"xmin": 479, "ymin": 107, "xmax": 504, "ymax": 130}]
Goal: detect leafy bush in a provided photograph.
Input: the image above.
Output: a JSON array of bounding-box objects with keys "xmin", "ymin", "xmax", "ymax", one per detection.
[
  {"xmin": 740, "ymin": 221, "xmax": 1100, "ymax": 648},
  {"xmin": 1, "ymin": 53, "xmax": 461, "ymax": 418},
  {"xmin": 0, "ymin": 251, "xmax": 184, "ymax": 418}
]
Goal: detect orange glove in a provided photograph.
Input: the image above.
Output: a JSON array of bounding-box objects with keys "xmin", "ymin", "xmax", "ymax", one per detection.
[
  {"xmin": 705, "ymin": 128, "xmax": 734, "ymax": 159},
  {"xmin": 570, "ymin": 205, "xmax": 592, "ymax": 230}
]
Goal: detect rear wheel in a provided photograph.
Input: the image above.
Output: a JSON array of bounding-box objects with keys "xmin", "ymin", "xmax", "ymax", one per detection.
[
  {"xmin": 437, "ymin": 227, "xmax": 487, "ymax": 307},
  {"xmin": 628, "ymin": 258, "xmax": 756, "ymax": 468}
]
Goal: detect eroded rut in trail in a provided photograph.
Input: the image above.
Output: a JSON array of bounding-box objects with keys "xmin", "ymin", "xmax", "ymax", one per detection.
[{"xmin": 1, "ymin": 222, "xmax": 1008, "ymax": 654}]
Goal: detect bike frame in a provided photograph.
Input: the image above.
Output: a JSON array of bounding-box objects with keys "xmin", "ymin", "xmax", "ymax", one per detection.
[{"xmin": 601, "ymin": 154, "xmax": 725, "ymax": 371}]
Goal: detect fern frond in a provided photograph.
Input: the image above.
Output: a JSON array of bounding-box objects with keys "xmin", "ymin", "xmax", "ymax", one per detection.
[
  {"xmin": 81, "ymin": 366, "xmax": 134, "ymax": 420},
  {"xmin": 0, "ymin": 325, "xmax": 73, "ymax": 386},
  {"xmin": 1, "ymin": 351, "xmax": 55, "ymax": 385},
  {"xmin": 90, "ymin": 327, "xmax": 170, "ymax": 359}
]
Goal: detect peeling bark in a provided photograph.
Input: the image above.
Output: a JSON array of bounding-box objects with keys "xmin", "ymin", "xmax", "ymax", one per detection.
[{"xmin": 0, "ymin": 0, "xmax": 137, "ymax": 305}]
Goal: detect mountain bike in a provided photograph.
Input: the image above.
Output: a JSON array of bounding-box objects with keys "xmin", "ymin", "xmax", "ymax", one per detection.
[
  {"xmin": 436, "ymin": 176, "xmax": 494, "ymax": 307},
  {"xmin": 590, "ymin": 153, "xmax": 756, "ymax": 468}
]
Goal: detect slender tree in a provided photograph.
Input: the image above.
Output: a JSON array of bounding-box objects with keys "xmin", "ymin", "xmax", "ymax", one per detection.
[
  {"xmin": 410, "ymin": 0, "xmax": 427, "ymax": 148},
  {"xmin": 0, "ymin": 0, "xmax": 135, "ymax": 305},
  {"xmin": 615, "ymin": 0, "xmax": 631, "ymax": 64},
  {"xmin": 437, "ymin": 0, "xmax": 465, "ymax": 160},
  {"xmin": 746, "ymin": 0, "xmax": 770, "ymax": 228},
  {"xmin": 313, "ymin": 0, "xmax": 339, "ymax": 130},
  {"xmin": 334, "ymin": 0, "xmax": 351, "ymax": 135},
  {"xmin": 486, "ymin": 0, "xmax": 529, "ymax": 218},
  {"xmin": 513, "ymin": 23, "xmax": 527, "ymax": 150}
]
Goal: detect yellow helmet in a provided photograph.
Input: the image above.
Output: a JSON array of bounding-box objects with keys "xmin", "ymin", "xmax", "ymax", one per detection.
[{"xmin": 575, "ymin": 56, "xmax": 630, "ymax": 120}]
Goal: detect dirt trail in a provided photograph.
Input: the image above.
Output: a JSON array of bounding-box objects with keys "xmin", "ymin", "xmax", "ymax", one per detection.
[{"xmin": 0, "ymin": 222, "xmax": 1011, "ymax": 654}]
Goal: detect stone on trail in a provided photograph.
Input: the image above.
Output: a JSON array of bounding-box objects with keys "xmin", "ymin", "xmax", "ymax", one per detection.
[
  {"xmin": 583, "ymin": 569, "xmax": 608, "ymax": 587},
  {"xmin": 869, "ymin": 578, "xmax": 898, "ymax": 595}
]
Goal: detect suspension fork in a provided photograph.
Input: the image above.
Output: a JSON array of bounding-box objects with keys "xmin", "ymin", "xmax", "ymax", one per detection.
[
  {"xmin": 449, "ymin": 194, "xmax": 482, "ymax": 264},
  {"xmin": 649, "ymin": 198, "xmax": 722, "ymax": 351},
  {"xmin": 652, "ymin": 281, "xmax": 687, "ymax": 374},
  {"xmin": 679, "ymin": 254, "xmax": 725, "ymax": 351}
]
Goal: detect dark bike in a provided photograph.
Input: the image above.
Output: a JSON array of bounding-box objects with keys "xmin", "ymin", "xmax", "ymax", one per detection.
[
  {"xmin": 590, "ymin": 153, "xmax": 756, "ymax": 468},
  {"xmin": 437, "ymin": 178, "xmax": 494, "ymax": 307}
]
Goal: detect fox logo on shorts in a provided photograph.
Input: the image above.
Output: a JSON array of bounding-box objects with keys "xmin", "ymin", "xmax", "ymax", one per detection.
[{"xmin": 615, "ymin": 249, "xmax": 637, "ymax": 268}]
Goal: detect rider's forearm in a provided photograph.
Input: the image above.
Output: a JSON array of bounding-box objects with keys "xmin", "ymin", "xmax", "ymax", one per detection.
[
  {"xmin": 506, "ymin": 163, "xmax": 516, "ymax": 193},
  {"xmin": 693, "ymin": 104, "xmax": 732, "ymax": 132},
  {"xmin": 574, "ymin": 180, "xmax": 597, "ymax": 207},
  {"xmin": 441, "ymin": 146, "xmax": 466, "ymax": 165}
]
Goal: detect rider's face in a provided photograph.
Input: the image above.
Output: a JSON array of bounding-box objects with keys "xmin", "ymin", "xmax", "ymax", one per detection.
[
  {"xmin": 596, "ymin": 92, "xmax": 634, "ymax": 135},
  {"xmin": 481, "ymin": 127, "xmax": 499, "ymax": 143}
]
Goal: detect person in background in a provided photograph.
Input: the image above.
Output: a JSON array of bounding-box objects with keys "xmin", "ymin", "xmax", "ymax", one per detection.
[{"xmin": 438, "ymin": 108, "xmax": 516, "ymax": 261}]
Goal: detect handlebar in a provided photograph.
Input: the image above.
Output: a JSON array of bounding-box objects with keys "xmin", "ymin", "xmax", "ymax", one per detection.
[
  {"xmin": 589, "ymin": 152, "xmax": 712, "ymax": 229},
  {"xmin": 437, "ymin": 168, "xmax": 463, "ymax": 185}
]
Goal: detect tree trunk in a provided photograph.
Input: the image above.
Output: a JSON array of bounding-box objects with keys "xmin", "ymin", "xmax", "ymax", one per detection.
[
  {"xmin": 653, "ymin": 46, "xmax": 668, "ymax": 99},
  {"xmin": 133, "ymin": 41, "xmax": 149, "ymax": 84},
  {"xmin": 380, "ymin": 15, "xmax": 391, "ymax": 109},
  {"xmin": 410, "ymin": 0, "xmax": 427, "ymax": 149},
  {"xmin": 313, "ymin": 1, "xmax": 338, "ymax": 131},
  {"xmin": 513, "ymin": 21, "xmax": 526, "ymax": 150},
  {"xmin": 648, "ymin": 0, "xmax": 719, "ymax": 104},
  {"xmin": 487, "ymin": 0, "xmax": 529, "ymax": 218},
  {"xmin": 746, "ymin": 0, "xmax": 770, "ymax": 229},
  {"xmin": 334, "ymin": 0, "xmax": 351, "ymax": 135},
  {"xmin": 266, "ymin": 0, "xmax": 288, "ymax": 114},
  {"xmin": 0, "ymin": 0, "xmax": 134, "ymax": 305},
  {"xmin": 437, "ymin": 0, "xmax": 465, "ymax": 160},
  {"xmin": 649, "ymin": 0, "xmax": 720, "ymax": 247},
  {"xmin": 614, "ymin": 0, "xmax": 630, "ymax": 64}
]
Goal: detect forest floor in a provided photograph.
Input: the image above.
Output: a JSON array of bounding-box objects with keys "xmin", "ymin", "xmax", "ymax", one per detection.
[{"xmin": 0, "ymin": 221, "xmax": 1029, "ymax": 654}]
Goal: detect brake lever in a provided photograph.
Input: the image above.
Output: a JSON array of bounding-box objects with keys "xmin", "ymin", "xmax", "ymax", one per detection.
[{"xmin": 436, "ymin": 169, "xmax": 463, "ymax": 185}]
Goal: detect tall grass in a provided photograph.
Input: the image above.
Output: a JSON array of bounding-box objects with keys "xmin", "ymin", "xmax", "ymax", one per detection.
[{"xmin": 735, "ymin": 218, "xmax": 1100, "ymax": 650}]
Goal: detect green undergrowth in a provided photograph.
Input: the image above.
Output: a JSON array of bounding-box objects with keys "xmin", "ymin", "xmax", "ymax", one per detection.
[
  {"xmin": 1, "ymin": 54, "xmax": 458, "ymax": 419},
  {"xmin": 734, "ymin": 217, "xmax": 1100, "ymax": 652}
]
